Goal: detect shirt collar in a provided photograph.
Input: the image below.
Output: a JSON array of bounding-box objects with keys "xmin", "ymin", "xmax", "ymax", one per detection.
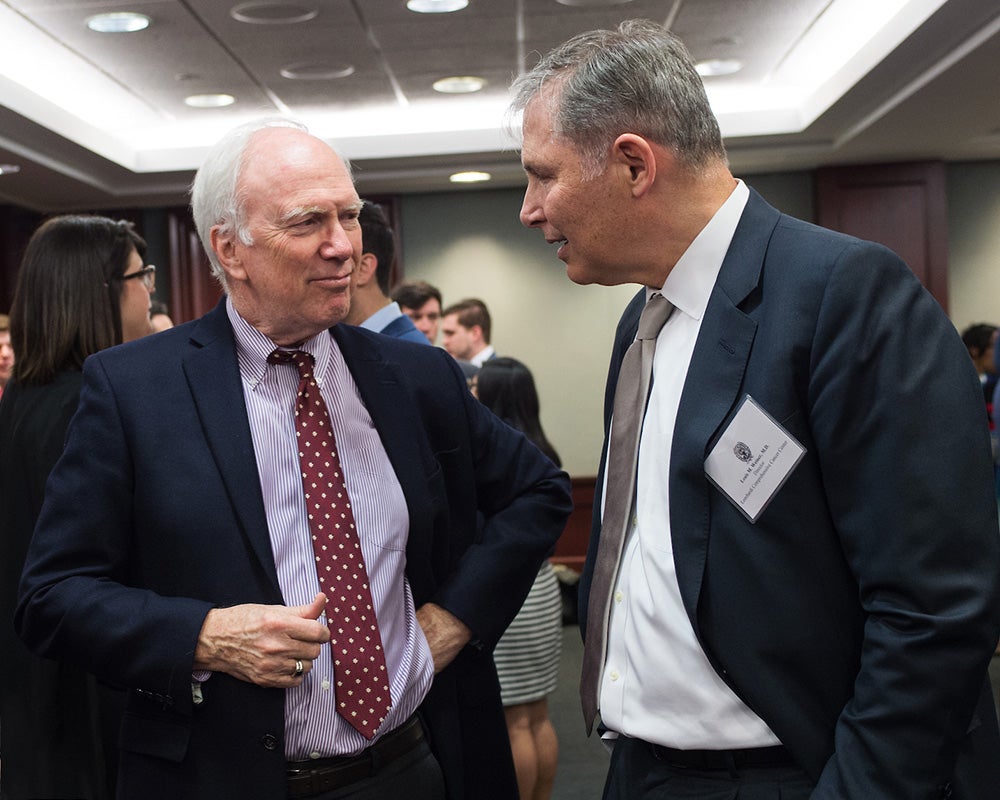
[
  {"xmin": 227, "ymin": 297, "xmax": 334, "ymax": 386},
  {"xmin": 646, "ymin": 179, "xmax": 749, "ymax": 320}
]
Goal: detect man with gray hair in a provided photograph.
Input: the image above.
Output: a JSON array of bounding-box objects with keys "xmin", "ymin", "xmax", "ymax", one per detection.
[
  {"xmin": 512, "ymin": 19, "xmax": 1000, "ymax": 800},
  {"xmin": 16, "ymin": 118, "xmax": 571, "ymax": 800}
]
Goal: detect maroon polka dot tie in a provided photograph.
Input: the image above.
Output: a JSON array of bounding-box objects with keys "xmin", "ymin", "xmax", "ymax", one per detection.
[{"xmin": 268, "ymin": 349, "xmax": 391, "ymax": 739}]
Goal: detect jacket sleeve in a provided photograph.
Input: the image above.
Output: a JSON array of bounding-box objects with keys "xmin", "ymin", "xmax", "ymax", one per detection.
[{"xmin": 805, "ymin": 242, "xmax": 1000, "ymax": 798}]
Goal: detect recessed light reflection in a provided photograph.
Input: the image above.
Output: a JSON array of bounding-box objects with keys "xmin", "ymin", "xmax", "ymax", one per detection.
[
  {"xmin": 86, "ymin": 12, "xmax": 151, "ymax": 33},
  {"xmin": 695, "ymin": 59, "xmax": 744, "ymax": 77},
  {"xmin": 0, "ymin": 164, "xmax": 21, "ymax": 175},
  {"xmin": 184, "ymin": 94, "xmax": 236, "ymax": 108},
  {"xmin": 450, "ymin": 171, "xmax": 491, "ymax": 183},
  {"xmin": 407, "ymin": 0, "xmax": 468, "ymax": 13},
  {"xmin": 433, "ymin": 76, "xmax": 486, "ymax": 94}
]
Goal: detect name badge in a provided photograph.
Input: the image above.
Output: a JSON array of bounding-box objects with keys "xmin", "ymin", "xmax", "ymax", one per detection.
[{"xmin": 704, "ymin": 395, "xmax": 806, "ymax": 522}]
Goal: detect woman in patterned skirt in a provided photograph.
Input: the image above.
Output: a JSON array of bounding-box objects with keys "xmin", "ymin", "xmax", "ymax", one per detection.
[{"xmin": 473, "ymin": 357, "xmax": 563, "ymax": 800}]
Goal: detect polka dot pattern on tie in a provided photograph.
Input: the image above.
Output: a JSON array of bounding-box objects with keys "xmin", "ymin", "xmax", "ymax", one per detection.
[{"xmin": 268, "ymin": 349, "xmax": 392, "ymax": 740}]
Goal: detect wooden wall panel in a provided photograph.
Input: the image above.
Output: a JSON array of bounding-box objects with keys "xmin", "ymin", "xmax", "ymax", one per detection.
[{"xmin": 816, "ymin": 162, "xmax": 949, "ymax": 310}]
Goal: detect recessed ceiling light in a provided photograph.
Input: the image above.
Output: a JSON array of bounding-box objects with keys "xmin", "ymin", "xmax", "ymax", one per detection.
[
  {"xmin": 184, "ymin": 93, "xmax": 236, "ymax": 108},
  {"xmin": 0, "ymin": 164, "xmax": 21, "ymax": 175},
  {"xmin": 433, "ymin": 76, "xmax": 486, "ymax": 94},
  {"xmin": 231, "ymin": 3, "xmax": 318, "ymax": 24},
  {"xmin": 280, "ymin": 62, "xmax": 355, "ymax": 80},
  {"xmin": 86, "ymin": 12, "xmax": 151, "ymax": 33},
  {"xmin": 407, "ymin": 0, "xmax": 468, "ymax": 13},
  {"xmin": 449, "ymin": 171, "xmax": 491, "ymax": 183},
  {"xmin": 695, "ymin": 58, "xmax": 744, "ymax": 77},
  {"xmin": 554, "ymin": 0, "xmax": 635, "ymax": 6}
]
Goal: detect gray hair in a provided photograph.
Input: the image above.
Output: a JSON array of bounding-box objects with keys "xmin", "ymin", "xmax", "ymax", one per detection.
[
  {"xmin": 189, "ymin": 117, "xmax": 308, "ymax": 289},
  {"xmin": 509, "ymin": 19, "xmax": 726, "ymax": 175}
]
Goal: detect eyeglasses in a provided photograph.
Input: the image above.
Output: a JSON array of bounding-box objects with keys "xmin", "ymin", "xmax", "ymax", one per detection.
[{"xmin": 118, "ymin": 265, "xmax": 156, "ymax": 292}]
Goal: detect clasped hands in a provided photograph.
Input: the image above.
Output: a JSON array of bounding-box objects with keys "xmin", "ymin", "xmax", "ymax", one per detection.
[{"xmin": 194, "ymin": 593, "xmax": 471, "ymax": 688}]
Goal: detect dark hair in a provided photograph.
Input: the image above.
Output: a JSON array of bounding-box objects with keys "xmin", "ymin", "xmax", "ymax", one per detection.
[
  {"xmin": 442, "ymin": 298, "xmax": 492, "ymax": 344},
  {"xmin": 359, "ymin": 201, "xmax": 396, "ymax": 295},
  {"xmin": 391, "ymin": 280, "xmax": 441, "ymax": 310},
  {"xmin": 10, "ymin": 215, "xmax": 147, "ymax": 385},
  {"xmin": 476, "ymin": 357, "xmax": 560, "ymax": 467},
  {"xmin": 961, "ymin": 323, "xmax": 997, "ymax": 356}
]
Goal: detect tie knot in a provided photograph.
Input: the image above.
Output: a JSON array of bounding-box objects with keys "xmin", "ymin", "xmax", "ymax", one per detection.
[
  {"xmin": 267, "ymin": 349, "xmax": 315, "ymax": 379},
  {"xmin": 637, "ymin": 293, "xmax": 673, "ymax": 340}
]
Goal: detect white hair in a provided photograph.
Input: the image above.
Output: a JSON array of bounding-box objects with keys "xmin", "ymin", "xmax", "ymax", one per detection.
[{"xmin": 189, "ymin": 117, "xmax": 307, "ymax": 289}]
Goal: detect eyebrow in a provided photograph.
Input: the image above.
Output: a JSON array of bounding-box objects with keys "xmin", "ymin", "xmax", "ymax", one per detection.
[{"xmin": 277, "ymin": 201, "xmax": 363, "ymax": 226}]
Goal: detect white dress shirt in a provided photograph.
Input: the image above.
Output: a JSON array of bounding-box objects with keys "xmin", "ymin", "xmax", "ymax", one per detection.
[{"xmin": 599, "ymin": 180, "xmax": 781, "ymax": 749}]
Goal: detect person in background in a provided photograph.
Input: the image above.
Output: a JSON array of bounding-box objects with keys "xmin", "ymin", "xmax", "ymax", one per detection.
[
  {"xmin": 343, "ymin": 202, "xmax": 427, "ymax": 343},
  {"xmin": 391, "ymin": 280, "xmax": 442, "ymax": 345},
  {"xmin": 15, "ymin": 119, "xmax": 571, "ymax": 800},
  {"xmin": 441, "ymin": 298, "xmax": 495, "ymax": 367},
  {"xmin": 0, "ymin": 313, "xmax": 13, "ymax": 400},
  {"xmin": 0, "ymin": 215, "xmax": 153, "ymax": 800},
  {"xmin": 512, "ymin": 19, "xmax": 1000, "ymax": 800},
  {"xmin": 961, "ymin": 322, "xmax": 998, "ymax": 429},
  {"xmin": 149, "ymin": 300, "xmax": 175, "ymax": 332},
  {"xmin": 473, "ymin": 356, "xmax": 563, "ymax": 800}
]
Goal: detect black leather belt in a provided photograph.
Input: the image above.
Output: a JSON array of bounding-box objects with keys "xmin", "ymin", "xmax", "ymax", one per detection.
[
  {"xmin": 650, "ymin": 743, "xmax": 793, "ymax": 770},
  {"xmin": 286, "ymin": 715, "xmax": 425, "ymax": 798}
]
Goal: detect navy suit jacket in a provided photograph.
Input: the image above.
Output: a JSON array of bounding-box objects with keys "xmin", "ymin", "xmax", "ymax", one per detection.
[
  {"xmin": 16, "ymin": 301, "xmax": 572, "ymax": 800},
  {"xmin": 377, "ymin": 311, "xmax": 429, "ymax": 345},
  {"xmin": 580, "ymin": 190, "xmax": 1000, "ymax": 799}
]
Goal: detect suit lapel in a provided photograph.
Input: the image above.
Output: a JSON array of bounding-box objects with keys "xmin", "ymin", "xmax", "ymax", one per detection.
[
  {"xmin": 182, "ymin": 302, "xmax": 281, "ymax": 596},
  {"xmin": 669, "ymin": 191, "xmax": 780, "ymax": 630}
]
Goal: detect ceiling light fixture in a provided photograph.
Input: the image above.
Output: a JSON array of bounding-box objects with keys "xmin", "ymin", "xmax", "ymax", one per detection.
[
  {"xmin": 555, "ymin": 0, "xmax": 635, "ymax": 6},
  {"xmin": 0, "ymin": 164, "xmax": 21, "ymax": 175},
  {"xmin": 231, "ymin": 3, "xmax": 318, "ymax": 24},
  {"xmin": 695, "ymin": 58, "xmax": 744, "ymax": 77},
  {"xmin": 85, "ymin": 12, "xmax": 151, "ymax": 33},
  {"xmin": 407, "ymin": 0, "xmax": 468, "ymax": 13},
  {"xmin": 432, "ymin": 76, "xmax": 486, "ymax": 94},
  {"xmin": 280, "ymin": 62, "xmax": 356, "ymax": 80},
  {"xmin": 184, "ymin": 93, "xmax": 236, "ymax": 108},
  {"xmin": 449, "ymin": 171, "xmax": 491, "ymax": 183}
]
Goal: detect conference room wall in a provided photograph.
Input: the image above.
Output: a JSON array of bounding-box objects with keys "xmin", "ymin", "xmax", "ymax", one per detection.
[{"xmin": 397, "ymin": 173, "xmax": 814, "ymax": 477}]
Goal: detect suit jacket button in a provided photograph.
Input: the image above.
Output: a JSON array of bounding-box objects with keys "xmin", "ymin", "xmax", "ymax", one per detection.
[{"xmin": 261, "ymin": 733, "xmax": 279, "ymax": 751}]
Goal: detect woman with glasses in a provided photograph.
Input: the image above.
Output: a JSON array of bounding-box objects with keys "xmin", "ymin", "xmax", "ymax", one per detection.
[
  {"xmin": 0, "ymin": 214, "xmax": 152, "ymax": 800},
  {"xmin": 473, "ymin": 357, "xmax": 564, "ymax": 800}
]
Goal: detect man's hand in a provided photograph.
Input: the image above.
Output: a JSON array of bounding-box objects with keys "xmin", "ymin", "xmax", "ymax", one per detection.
[
  {"xmin": 416, "ymin": 602, "xmax": 472, "ymax": 674},
  {"xmin": 193, "ymin": 593, "xmax": 330, "ymax": 687}
]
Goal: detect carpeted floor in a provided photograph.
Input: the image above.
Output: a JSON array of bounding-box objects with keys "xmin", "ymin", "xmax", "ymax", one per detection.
[{"xmin": 549, "ymin": 625, "xmax": 611, "ymax": 800}]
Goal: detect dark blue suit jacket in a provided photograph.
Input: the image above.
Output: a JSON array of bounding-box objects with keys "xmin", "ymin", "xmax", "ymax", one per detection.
[
  {"xmin": 16, "ymin": 301, "xmax": 572, "ymax": 800},
  {"xmin": 580, "ymin": 190, "xmax": 1000, "ymax": 799},
  {"xmin": 377, "ymin": 311, "xmax": 429, "ymax": 345}
]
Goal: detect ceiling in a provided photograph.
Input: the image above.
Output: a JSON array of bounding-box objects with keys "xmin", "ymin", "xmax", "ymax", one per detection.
[{"xmin": 0, "ymin": 0, "xmax": 998, "ymax": 212}]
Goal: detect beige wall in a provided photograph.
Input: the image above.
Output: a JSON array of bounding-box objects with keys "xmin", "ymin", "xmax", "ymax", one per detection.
[
  {"xmin": 947, "ymin": 161, "xmax": 1000, "ymax": 335},
  {"xmin": 398, "ymin": 164, "xmax": 993, "ymax": 475}
]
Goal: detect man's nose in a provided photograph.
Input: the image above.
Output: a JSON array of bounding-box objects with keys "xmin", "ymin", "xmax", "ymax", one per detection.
[{"xmin": 519, "ymin": 190, "xmax": 543, "ymax": 228}]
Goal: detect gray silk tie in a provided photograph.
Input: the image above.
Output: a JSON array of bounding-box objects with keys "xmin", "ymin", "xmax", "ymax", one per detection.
[{"xmin": 580, "ymin": 292, "xmax": 674, "ymax": 733}]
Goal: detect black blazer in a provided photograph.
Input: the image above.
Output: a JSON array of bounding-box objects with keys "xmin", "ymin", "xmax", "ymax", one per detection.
[
  {"xmin": 1, "ymin": 371, "xmax": 120, "ymax": 800},
  {"xmin": 16, "ymin": 302, "xmax": 572, "ymax": 800},
  {"xmin": 580, "ymin": 191, "xmax": 1000, "ymax": 799}
]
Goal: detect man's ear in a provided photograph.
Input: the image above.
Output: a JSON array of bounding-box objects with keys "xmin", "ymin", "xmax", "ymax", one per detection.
[
  {"xmin": 210, "ymin": 225, "xmax": 246, "ymax": 282},
  {"xmin": 356, "ymin": 252, "xmax": 378, "ymax": 287},
  {"xmin": 611, "ymin": 134, "xmax": 657, "ymax": 197}
]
